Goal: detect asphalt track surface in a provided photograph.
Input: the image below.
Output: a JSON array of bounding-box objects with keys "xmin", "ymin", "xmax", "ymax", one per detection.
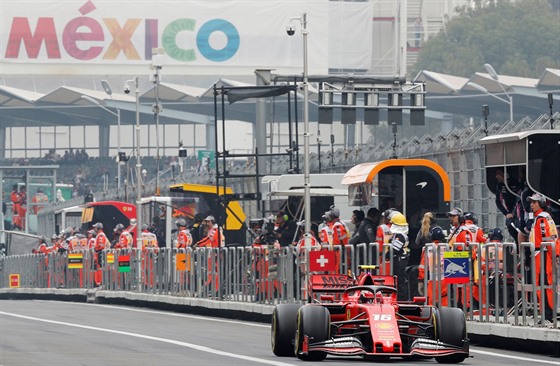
[{"xmin": 0, "ymin": 300, "xmax": 558, "ymax": 366}]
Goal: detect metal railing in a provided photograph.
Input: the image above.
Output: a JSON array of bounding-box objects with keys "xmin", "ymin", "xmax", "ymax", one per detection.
[{"xmin": 1, "ymin": 242, "xmax": 557, "ymax": 329}]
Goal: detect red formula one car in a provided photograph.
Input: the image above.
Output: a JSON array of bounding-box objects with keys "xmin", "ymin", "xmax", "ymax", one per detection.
[{"xmin": 271, "ymin": 268, "xmax": 469, "ymax": 363}]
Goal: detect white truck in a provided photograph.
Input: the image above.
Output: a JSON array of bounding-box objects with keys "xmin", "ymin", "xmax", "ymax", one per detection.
[{"xmin": 260, "ymin": 173, "xmax": 355, "ymax": 224}]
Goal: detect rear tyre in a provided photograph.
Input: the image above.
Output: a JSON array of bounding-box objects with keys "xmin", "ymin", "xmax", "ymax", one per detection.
[
  {"xmin": 271, "ymin": 304, "xmax": 301, "ymax": 357},
  {"xmin": 295, "ymin": 305, "xmax": 330, "ymax": 361},
  {"xmin": 434, "ymin": 307, "xmax": 468, "ymax": 364}
]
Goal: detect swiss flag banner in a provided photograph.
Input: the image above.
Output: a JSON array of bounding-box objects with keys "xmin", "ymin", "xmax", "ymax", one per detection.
[{"xmin": 309, "ymin": 250, "xmax": 337, "ymax": 272}]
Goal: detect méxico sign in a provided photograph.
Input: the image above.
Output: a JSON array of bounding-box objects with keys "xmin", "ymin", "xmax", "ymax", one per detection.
[{"xmin": 1, "ymin": 0, "xmax": 329, "ymax": 71}]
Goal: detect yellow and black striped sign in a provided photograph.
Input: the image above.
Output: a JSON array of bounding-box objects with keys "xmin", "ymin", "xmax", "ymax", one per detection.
[
  {"xmin": 68, "ymin": 253, "xmax": 84, "ymax": 269},
  {"xmin": 107, "ymin": 253, "xmax": 115, "ymax": 264}
]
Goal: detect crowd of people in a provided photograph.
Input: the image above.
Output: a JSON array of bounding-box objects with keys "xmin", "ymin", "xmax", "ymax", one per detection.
[{"xmin": 29, "ymin": 182, "xmax": 558, "ymax": 321}]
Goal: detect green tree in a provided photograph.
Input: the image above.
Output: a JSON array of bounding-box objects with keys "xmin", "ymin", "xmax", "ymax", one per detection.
[{"xmin": 411, "ymin": 0, "xmax": 560, "ymax": 78}]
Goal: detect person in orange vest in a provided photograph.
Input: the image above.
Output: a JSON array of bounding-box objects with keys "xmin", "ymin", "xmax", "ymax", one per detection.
[
  {"xmin": 294, "ymin": 222, "xmax": 322, "ymax": 300},
  {"xmin": 32, "ymin": 188, "xmax": 49, "ymax": 214},
  {"xmin": 196, "ymin": 216, "xmax": 225, "ymax": 248},
  {"xmin": 111, "ymin": 224, "xmax": 124, "ymax": 249},
  {"xmin": 195, "ymin": 216, "xmax": 225, "ymax": 294},
  {"xmin": 375, "ymin": 209, "xmax": 395, "ymax": 273},
  {"xmin": 86, "ymin": 229, "xmax": 96, "ymax": 249},
  {"xmin": 527, "ymin": 193, "xmax": 559, "ymax": 323},
  {"xmin": 10, "ymin": 184, "xmax": 23, "ymax": 230},
  {"xmin": 318, "ymin": 213, "xmax": 333, "ymax": 247},
  {"xmin": 92, "ymin": 222, "xmax": 108, "ymax": 286},
  {"xmin": 447, "ymin": 208, "xmax": 474, "ymax": 250},
  {"xmin": 324, "ymin": 206, "xmax": 351, "ymax": 273},
  {"xmin": 141, "ymin": 224, "xmax": 159, "ymax": 251},
  {"xmin": 295, "ymin": 222, "xmax": 322, "ymax": 272},
  {"xmin": 418, "ymin": 226, "xmax": 449, "ymax": 306},
  {"xmin": 175, "ymin": 218, "xmax": 193, "ymax": 249},
  {"xmin": 446, "ymin": 207, "xmax": 475, "ymax": 309},
  {"xmin": 251, "ymin": 218, "xmax": 281, "ymax": 301},
  {"xmin": 327, "ymin": 206, "xmax": 350, "ymax": 246},
  {"xmin": 464, "ymin": 212, "xmax": 487, "ymax": 245},
  {"xmin": 464, "ymin": 211, "xmax": 487, "ymax": 307}
]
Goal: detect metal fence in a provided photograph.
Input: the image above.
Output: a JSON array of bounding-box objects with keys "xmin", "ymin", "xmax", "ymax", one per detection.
[{"xmin": 1, "ymin": 242, "xmax": 557, "ymax": 328}]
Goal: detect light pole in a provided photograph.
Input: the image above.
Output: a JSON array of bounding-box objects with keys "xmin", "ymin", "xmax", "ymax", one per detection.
[
  {"xmin": 125, "ymin": 77, "xmax": 142, "ymax": 254},
  {"xmin": 466, "ymin": 81, "xmax": 513, "ymax": 122},
  {"xmin": 287, "ymin": 13, "xmax": 311, "ymax": 248},
  {"xmin": 483, "ymin": 63, "xmax": 513, "ymax": 122},
  {"xmin": 150, "ymin": 48, "xmax": 164, "ymax": 196},
  {"xmin": 100, "ymin": 80, "xmax": 122, "ymax": 192}
]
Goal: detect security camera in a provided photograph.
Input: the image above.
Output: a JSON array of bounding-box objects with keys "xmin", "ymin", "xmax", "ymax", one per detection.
[
  {"xmin": 124, "ymin": 85, "xmax": 131, "ymax": 94},
  {"xmin": 286, "ymin": 25, "xmax": 295, "ymax": 36}
]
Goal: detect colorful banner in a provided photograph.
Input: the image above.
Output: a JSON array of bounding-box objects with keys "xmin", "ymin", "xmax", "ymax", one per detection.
[
  {"xmin": 106, "ymin": 252, "xmax": 115, "ymax": 264},
  {"xmin": 118, "ymin": 255, "xmax": 131, "ymax": 273},
  {"xmin": 443, "ymin": 251, "xmax": 470, "ymax": 284},
  {"xmin": 0, "ymin": 0, "xmax": 333, "ymax": 74},
  {"xmin": 68, "ymin": 253, "xmax": 84, "ymax": 269}
]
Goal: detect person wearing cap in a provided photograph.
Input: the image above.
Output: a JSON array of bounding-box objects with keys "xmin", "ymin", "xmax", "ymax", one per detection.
[
  {"xmin": 111, "ymin": 223, "xmax": 125, "ymax": 249},
  {"xmin": 175, "ymin": 218, "xmax": 193, "ymax": 249},
  {"xmin": 273, "ymin": 211, "xmax": 297, "ymax": 247},
  {"xmin": 323, "ymin": 206, "xmax": 350, "ymax": 246},
  {"xmin": 196, "ymin": 216, "xmax": 225, "ymax": 248},
  {"xmin": 527, "ymin": 193, "xmax": 559, "ymax": 322},
  {"xmin": 349, "ymin": 208, "xmax": 379, "ymax": 246},
  {"xmin": 86, "ymin": 229, "xmax": 97, "ymax": 249},
  {"xmin": 418, "ymin": 226, "xmax": 449, "ymax": 306},
  {"xmin": 464, "ymin": 212, "xmax": 486, "ymax": 245},
  {"xmin": 195, "ymin": 215, "xmax": 225, "ymax": 294},
  {"xmin": 92, "ymin": 223, "xmax": 108, "ymax": 252},
  {"xmin": 446, "ymin": 207, "xmax": 475, "ymax": 308},
  {"xmin": 318, "ymin": 212, "xmax": 334, "ymax": 246},
  {"xmin": 447, "ymin": 208, "xmax": 473, "ymax": 250},
  {"xmin": 141, "ymin": 224, "xmax": 158, "ymax": 251}
]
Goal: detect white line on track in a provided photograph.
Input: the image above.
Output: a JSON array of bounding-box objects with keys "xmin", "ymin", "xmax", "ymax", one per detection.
[
  {"xmin": 37, "ymin": 300, "xmax": 270, "ymax": 327},
  {"xmin": 14, "ymin": 301, "xmax": 560, "ymax": 365},
  {"xmin": 0, "ymin": 311, "xmax": 295, "ymax": 366},
  {"xmin": 470, "ymin": 348, "xmax": 560, "ymax": 365}
]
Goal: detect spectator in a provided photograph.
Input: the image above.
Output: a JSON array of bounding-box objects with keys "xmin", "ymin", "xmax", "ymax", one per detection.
[
  {"xmin": 84, "ymin": 185, "xmax": 95, "ymax": 203},
  {"xmin": 411, "ymin": 211, "xmax": 437, "ymax": 267},
  {"xmin": 527, "ymin": 193, "xmax": 559, "ymax": 322},
  {"xmin": 350, "ymin": 209, "xmax": 365, "ymax": 237},
  {"xmin": 495, "ymin": 169, "xmax": 520, "ymax": 243},
  {"xmin": 273, "ymin": 211, "xmax": 297, "ymax": 247},
  {"xmin": 349, "ymin": 207, "xmax": 379, "ymax": 246}
]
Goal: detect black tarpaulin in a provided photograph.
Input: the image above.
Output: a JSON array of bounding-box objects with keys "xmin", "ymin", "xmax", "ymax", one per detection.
[{"xmin": 226, "ymin": 85, "xmax": 292, "ymax": 104}]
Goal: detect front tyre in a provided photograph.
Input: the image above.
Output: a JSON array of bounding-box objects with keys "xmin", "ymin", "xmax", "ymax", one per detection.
[
  {"xmin": 271, "ymin": 304, "xmax": 301, "ymax": 357},
  {"xmin": 434, "ymin": 307, "xmax": 468, "ymax": 364},
  {"xmin": 295, "ymin": 305, "xmax": 330, "ymax": 361}
]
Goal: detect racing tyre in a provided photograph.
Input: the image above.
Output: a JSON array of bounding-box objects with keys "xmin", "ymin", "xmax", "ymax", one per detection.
[
  {"xmin": 295, "ymin": 305, "xmax": 330, "ymax": 361},
  {"xmin": 271, "ymin": 304, "xmax": 301, "ymax": 357},
  {"xmin": 434, "ymin": 307, "xmax": 468, "ymax": 364}
]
